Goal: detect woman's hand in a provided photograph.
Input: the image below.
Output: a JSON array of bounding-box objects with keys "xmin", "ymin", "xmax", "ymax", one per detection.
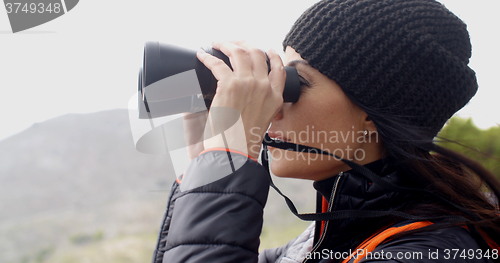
[
  {"xmin": 183, "ymin": 111, "xmax": 208, "ymax": 160},
  {"xmin": 196, "ymin": 41, "xmax": 285, "ymax": 160}
]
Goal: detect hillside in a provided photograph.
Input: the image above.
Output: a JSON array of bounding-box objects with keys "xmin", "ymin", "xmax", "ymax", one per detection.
[{"xmin": 0, "ymin": 109, "xmax": 313, "ymax": 263}]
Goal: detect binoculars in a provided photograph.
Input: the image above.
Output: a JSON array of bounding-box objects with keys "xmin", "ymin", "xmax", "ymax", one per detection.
[{"xmin": 138, "ymin": 42, "xmax": 301, "ymax": 119}]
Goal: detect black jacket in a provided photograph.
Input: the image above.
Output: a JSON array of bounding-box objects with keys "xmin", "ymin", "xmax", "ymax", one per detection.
[{"xmin": 152, "ymin": 150, "xmax": 496, "ymax": 263}]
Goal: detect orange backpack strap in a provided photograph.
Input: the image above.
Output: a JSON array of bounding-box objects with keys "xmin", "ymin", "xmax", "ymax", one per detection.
[{"xmin": 341, "ymin": 221, "xmax": 433, "ymax": 263}]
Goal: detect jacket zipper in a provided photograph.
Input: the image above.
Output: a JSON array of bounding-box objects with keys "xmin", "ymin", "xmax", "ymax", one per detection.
[{"xmin": 302, "ymin": 172, "xmax": 344, "ymax": 263}]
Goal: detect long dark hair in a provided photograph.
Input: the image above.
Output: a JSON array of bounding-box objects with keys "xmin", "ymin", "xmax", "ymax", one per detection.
[{"xmin": 352, "ymin": 98, "xmax": 500, "ymax": 246}]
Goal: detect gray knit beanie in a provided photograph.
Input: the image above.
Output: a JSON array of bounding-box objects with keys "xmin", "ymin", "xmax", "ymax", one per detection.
[{"xmin": 283, "ymin": 0, "xmax": 477, "ymax": 138}]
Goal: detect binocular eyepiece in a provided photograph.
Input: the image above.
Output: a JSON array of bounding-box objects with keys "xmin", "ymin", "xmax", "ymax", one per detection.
[{"xmin": 138, "ymin": 42, "xmax": 301, "ymax": 119}]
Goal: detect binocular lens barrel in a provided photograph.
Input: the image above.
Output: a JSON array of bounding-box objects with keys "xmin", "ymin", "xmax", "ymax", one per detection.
[{"xmin": 138, "ymin": 42, "xmax": 301, "ymax": 119}]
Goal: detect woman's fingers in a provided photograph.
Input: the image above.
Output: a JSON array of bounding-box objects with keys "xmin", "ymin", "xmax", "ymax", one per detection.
[
  {"xmin": 196, "ymin": 41, "xmax": 286, "ymax": 157},
  {"xmin": 229, "ymin": 41, "xmax": 269, "ymax": 79},
  {"xmin": 198, "ymin": 41, "xmax": 279, "ymax": 85},
  {"xmin": 267, "ymin": 49, "xmax": 286, "ymax": 100},
  {"xmin": 212, "ymin": 42, "xmax": 253, "ymax": 78},
  {"xmin": 196, "ymin": 50, "xmax": 234, "ymax": 81}
]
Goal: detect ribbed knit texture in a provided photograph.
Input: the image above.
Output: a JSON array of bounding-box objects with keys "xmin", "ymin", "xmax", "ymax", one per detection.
[{"xmin": 283, "ymin": 0, "xmax": 477, "ymax": 138}]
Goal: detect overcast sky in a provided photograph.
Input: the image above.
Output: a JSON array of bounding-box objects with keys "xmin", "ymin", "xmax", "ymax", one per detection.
[{"xmin": 0, "ymin": 0, "xmax": 499, "ymax": 141}]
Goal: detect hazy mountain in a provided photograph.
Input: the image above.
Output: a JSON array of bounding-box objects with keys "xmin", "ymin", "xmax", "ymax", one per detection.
[
  {"xmin": 0, "ymin": 109, "xmax": 173, "ymax": 220},
  {"xmin": 0, "ymin": 110, "xmax": 174, "ymax": 262},
  {"xmin": 0, "ymin": 109, "xmax": 314, "ymax": 263}
]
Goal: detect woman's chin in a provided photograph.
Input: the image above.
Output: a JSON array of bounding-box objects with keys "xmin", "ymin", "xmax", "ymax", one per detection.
[
  {"xmin": 270, "ymin": 160, "xmax": 303, "ymax": 179},
  {"xmin": 269, "ymin": 149, "xmax": 299, "ymax": 178},
  {"xmin": 269, "ymin": 150, "xmax": 313, "ymax": 179},
  {"xmin": 268, "ymin": 148, "xmax": 347, "ymax": 180}
]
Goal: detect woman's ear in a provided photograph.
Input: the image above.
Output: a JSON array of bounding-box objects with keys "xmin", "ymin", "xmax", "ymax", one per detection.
[{"xmin": 363, "ymin": 115, "xmax": 378, "ymax": 135}]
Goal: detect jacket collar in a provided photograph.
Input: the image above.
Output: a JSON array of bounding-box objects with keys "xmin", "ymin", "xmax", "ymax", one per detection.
[
  {"xmin": 311, "ymin": 159, "xmax": 418, "ymax": 255},
  {"xmin": 313, "ymin": 158, "xmax": 393, "ymax": 201}
]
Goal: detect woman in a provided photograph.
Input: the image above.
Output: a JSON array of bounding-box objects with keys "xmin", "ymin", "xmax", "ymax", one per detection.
[{"xmin": 152, "ymin": 0, "xmax": 500, "ymax": 262}]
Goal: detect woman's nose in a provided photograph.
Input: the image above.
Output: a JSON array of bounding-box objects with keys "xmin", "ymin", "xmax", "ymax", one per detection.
[{"xmin": 274, "ymin": 108, "xmax": 283, "ymax": 120}]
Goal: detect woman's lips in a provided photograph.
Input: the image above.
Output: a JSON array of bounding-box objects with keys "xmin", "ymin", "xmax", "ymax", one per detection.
[{"xmin": 267, "ymin": 130, "xmax": 291, "ymax": 142}]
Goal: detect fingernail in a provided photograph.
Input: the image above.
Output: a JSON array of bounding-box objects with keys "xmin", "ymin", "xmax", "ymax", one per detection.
[{"xmin": 197, "ymin": 49, "xmax": 207, "ymax": 55}]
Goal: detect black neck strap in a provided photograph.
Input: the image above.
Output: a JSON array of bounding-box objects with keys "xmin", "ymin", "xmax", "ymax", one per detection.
[{"xmin": 260, "ymin": 133, "xmax": 475, "ymax": 223}]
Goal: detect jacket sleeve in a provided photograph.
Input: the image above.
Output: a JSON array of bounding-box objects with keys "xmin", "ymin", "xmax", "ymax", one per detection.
[
  {"xmin": 258, "ymin": 239, "xmax": 296, "ymax": 263},
  {"xmin": 154, "ymin": 149, "xmax": 270, "ymax": 263},
  {"xmin": 258, "ymin": 222, "xmax": 315, "ymax": 263},
  {"xmin": 152, "ymin": 180, "xmax": 182, "ymax": 263}
]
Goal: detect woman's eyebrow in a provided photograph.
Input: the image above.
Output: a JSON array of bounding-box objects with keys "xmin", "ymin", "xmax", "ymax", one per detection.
[{"xmin": 286, "ymin": 60, "xmax": 310, "ymax": 67}]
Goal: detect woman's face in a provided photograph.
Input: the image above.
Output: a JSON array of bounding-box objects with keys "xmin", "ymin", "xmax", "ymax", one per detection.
[{"xmin": 268, "ymin": 46, "xmax": 383, "ymax": 181}]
